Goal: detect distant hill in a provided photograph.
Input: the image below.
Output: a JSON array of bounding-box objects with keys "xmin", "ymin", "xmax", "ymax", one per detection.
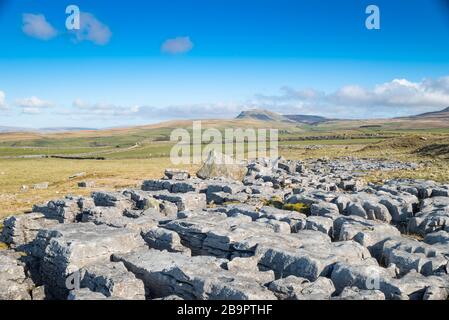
[
  {"xmin": 39, "ymin": 127, "xmax": 98, "ymax": 133},
  {"xmin": 0, "ymin": 126, "xmax": 97, "ymax": 133},
  {"xmin": 408, "ymin": 107, "xmax": 449, "ymax": 119},
  {"xmin": 236, "ymin": 109, "xmax": 329, "ymax": 124},
  {"xmin": 284, "ymin": 114, "xmax": 328, "ymax": 124},
  {"xmin": 0, "ymin": 126, "xmax": 31, "ymax": 133},
  {"xmin": 236, "ymin": 109, "xmax": 288, "ymax": 122}
]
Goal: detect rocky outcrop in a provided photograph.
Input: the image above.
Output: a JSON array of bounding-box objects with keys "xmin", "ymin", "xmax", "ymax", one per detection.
[
  {"xmin": 0, "ymin": 250, "xmax": 33, "ymax": 300},
  {"xmin": 1, "ymin": 156, "xmax": 448, "ymax": 300},
  {"xmin": 196, "ymin": 150, "xmax": 248, "ymax": 181}
]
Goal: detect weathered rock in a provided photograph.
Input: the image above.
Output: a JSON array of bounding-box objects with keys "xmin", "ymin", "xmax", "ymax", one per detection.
[
  {"xmin": 153, "ymin": 192, "xmax": 206, "ymax": 212},
  {"xmin": 207, "ymin": 191, "xmax": 249, "ymax": 205},
  {"xmin": 1, "ymin": 212, "xmax": 59, "ymax": 248},
  {"xmin": 225, "ymin": 256, "xmax": 275, "ymax": 285},
  {"xmin": 81, "ymin": 206, "xmax": 125, "ymax": 224},
  {"xmin": 92, "ymin": 191, "xmax": 133, "ymax": 210},
  {"xmin": 80, "ymin": 261, "xmax": 145, "ymax": 300},
  {"xmin": 196, "ymin": 150, "xmax": 248, "ymax": 181},
  {"xmin": 310, "ymin": 202, "xmax": 340, "ymax": 218},
  {"xmin": 259, "ymin": 206, "xmax": 307, "ymax": 232},
  {"xmin": 33, "ymin": 223, "xmax": 145, "ymax": 299},
  {"xmin": 124, "ymin": 190, "xmax": 161, "ymax": 211},
  {"xmin": 0, "ymin": 250, "xmax": 33, "ymax": 300},
  {"xmin": 334, "ymin": 216, "xmax": 401, "ymax": 258},
  {"xmin": 78, "ymin": 181, "xmax": 95, "ymax": 188},
  {"xmin": 330, "ymin": 259, "xmax": 396, "ymax": 298},
  {"xmin": 33, "ymin": 197, "xmax": 82, "ymax": 223},
  {"xmin": 278, "ymin": 160, "xmax": 297, "ymax": 174},
  {"xmin": 333, "ymin": 286, "xmax": 385, "ymax": 300},
  {"xmin": 381, "ymin": 237, "xmax": 448, "ymax": 276},
  {"xmin": 225, "ymin": 204, "xmax": 263, "ymax": 220},
  {"xmin": 268, "ymin": 276, "xmax": 335, "ymax": 300},
  {"xmin": 2, "ymin": 156, "xmax": 448, "ymax": 301},
  {"xmin": 304, "ymin": 216, "xmax": 334, "ymax": 236},
  {"xmin": 113, "ymin": 249, "xmax": 276, "ymax": 300},
  {"xmin": 68, "ymin": 288, "xmax": 113, "ymax": 300},
  {"xmin": 331, "ymin": 260, "xmax": 449, "ymax": 300},
  {"xmin": 255, "ymin": 218, "xmax": 291, "ymax": 234},
  {"xmin": 143, "ymin": 227, "xmax": 191, "ymax": 255},
  {"xmin": 164, "ymin": 169, "xmax": 190, "ymax": 180},
  {"xmin": 31, "ymin": 285, "xmax": 47, "ymax": 300},
  {"xmin": 256, "ymin": 237, "xmax": 370, "ymax": 281},
  {"xmin": 408, "ymin": 197, "xmax": 449, "ymax": 236}
]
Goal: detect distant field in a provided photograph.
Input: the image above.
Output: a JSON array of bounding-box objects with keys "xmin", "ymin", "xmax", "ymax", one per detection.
[
  {"xmin": 0, "ymin": 158, "xmax": 198, "ymax": 217},
  {"xmin": 0, "ymin": 119, "xmax": 448, "ymax": 218}
]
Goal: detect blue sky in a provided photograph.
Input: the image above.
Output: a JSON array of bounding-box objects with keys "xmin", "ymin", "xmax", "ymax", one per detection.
[{"xmin": 1, "ymin": 0, "xmax": 449, "ymax": 128}]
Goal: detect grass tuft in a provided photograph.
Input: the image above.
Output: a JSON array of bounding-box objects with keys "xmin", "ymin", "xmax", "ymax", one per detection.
[{"xmin": 282, "ymin": 203, "xmax": 310, "ymax": 214}]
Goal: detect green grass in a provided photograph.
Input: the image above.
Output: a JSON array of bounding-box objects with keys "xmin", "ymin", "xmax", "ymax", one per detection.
[
  {"xmin": 0, "ymin": 120, "xmax": 448, "ymax": 220},
  {"xmin": 0, "ymin": 146, "xmax": 113, "ymax": 157}
]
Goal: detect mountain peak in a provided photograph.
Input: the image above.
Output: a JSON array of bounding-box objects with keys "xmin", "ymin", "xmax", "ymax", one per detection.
[
  {"xmin": 411, "ymin": 107, "xmax": 449, "ymax": 119},
  {"xmin": 236, "ymin": 109, "xmax": 286, "ymax": 122},
  {"xmin": 236, "ymin": 108, "xmax": 329, "ymax": 124}
]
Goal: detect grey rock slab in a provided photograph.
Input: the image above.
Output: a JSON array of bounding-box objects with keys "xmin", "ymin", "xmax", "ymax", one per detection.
[
  {"xmin": 268, "ymin": 276, "xmax": 335, "ymax": 300},
  {"xmin": 304, "ymin": 216, "xmax": 334, "ymax": 237},
  {"xmin": 334, "ymin": 216, "xmax": 401, "ymax": 259},
  {"xmin": 331, "ymin": 260, "xmax": 449, "ymax": 300},
  {"xmin": 164, "ymin": 169, "xmax": 190, "ymax": 180},
  {"xmin": 255, "ymin": 218, "xmax": 291, "ymax": 234},
  {"xmin": 113, "ymin": 249, "xmax": 276, "ymax": 300},
  {"xmin": 310, "ymin": 202, "xmax": 340, "ymax": 218},
  {"xmin": 255, "ymin": 237, "xmax": 370, "ymax": 281},
  {"xmin": 80, "ymin": 261, "xmax": 145, "ymax": 300},
  {"xmin": 381, "ymin": 237, "xmax": 448, "ymax": 276},
  {"xmin": 258, "ymin": 206, "xmax": 307, "ymax": 233},
  {"xmin": 33, "ymin": 222, "xmax": 145, "ymax": 299},
  {"xmin": 408, "ymin": 197, "xmax": 449, "ymax": 236},
  {"xmin": 92, "ymin": 191, "xmax": 133, "ymax": 210},
  {"xmin": 153, "ymin": 192, "xmax": 207, "ymax": 212},
  {"xmin": 67, "ymin": 288, "xmax": 114, "ymax": 300},
  {"xmin": 1, "ymin": 212, "xmax": 59, "ymax": 248},
  {"xmin": 0, "ymin": 250, "xmax": 33, "ymax": 300},
  {"xmin": 196, "ymin": 150, "xmax": 248, "ymax": 181},
  {"xmin": 33, "ymin": 197, "xmax": 82, "ymax": 223},
  {"xmin": 143, "ymin": 227, "xmax": 191, "ymax": 255},
  {"xmin": 333, "ymin": 286, "xmax": 385, "ymax": 300}
]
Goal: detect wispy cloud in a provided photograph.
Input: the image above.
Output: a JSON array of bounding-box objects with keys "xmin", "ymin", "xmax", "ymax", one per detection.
[
  {"xmin": 71, "ymin": 12, "xmax": 112, "ymax": 45},
  {"xmin": 0, "ymin": 91, "xmax": 6, "ymax": 109},
  {"xmin": 161, "ymin": 36, "xmax": 193, "ymax": 54},
  {"xmin": 72, "ymin": 99, "xmax": 139, "ymax": 117},
  {"xmin": 138, "ymin": 102, "xmax": 246, "ymax": 119},
  {"xmin": 22, "ymin": 13, "xmax": 57, "ymax": 40},
  {"xmin": 16, "ymin": 96, "xmax": 54, "ymax": 114},
  {"xmin": 254, "ymin": 76, "xmax": 449, "ymax": 118}
]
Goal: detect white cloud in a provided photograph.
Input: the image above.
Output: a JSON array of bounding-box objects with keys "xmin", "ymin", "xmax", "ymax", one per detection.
[
  {"xmin": 140, "ymin": 102, "xmax": 245, "ymax": 119},
  {"xmin": 70, "ymin": 99, "xmax": 244, "ymax": 120},
  {"xmin": 72, "ymin": 99, "xmax": 139, "ymax": 116},
  {"xmin": 254, "ymin": 76, "xmax": 449, "ymax": 118},
  {"xmin": 16, "ymin": 96, "xmax": 54, "ymax": 114},
  {"xmin": 161, "ymin": 36, "xmax": 194, "ymax": 54},
  {"xmin": 0, "ymin": 91, "xmax": 6, "ymax": 109},
  {"xmin": 72, "ymin": 12, "xmax": 112, "ymax": 45},
  {"xmin": 22, "ymin": 13, "xmax": 57, "ymax": 40}
]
